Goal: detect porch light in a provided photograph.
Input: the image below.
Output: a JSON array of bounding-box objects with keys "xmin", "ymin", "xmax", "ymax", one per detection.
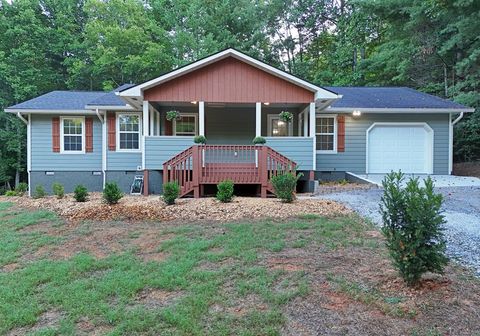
[
  {"xmin": 191, "ymin": 101, "xmax": 197, "ymax": 104},
  {"xmin": 264, "ymin": 102, "xmax": 270, "ymax": 105},
  {"xmin": 353, "ymin": 110, "xmax": 362, "ymax": 117}
]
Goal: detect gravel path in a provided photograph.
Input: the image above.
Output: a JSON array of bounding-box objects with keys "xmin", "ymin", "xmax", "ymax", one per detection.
[{"xmin": 310, "ymin": 186, "xmax": 480, "ymax": 275}]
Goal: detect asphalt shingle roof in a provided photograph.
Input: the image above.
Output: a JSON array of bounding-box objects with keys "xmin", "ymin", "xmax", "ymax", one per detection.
[
  {"xmin": 7, "ymin": 91, "xmax": 106, "ymax": 110},
  {"xmin": 86, "ymin": 84, "xmax": 136, "ymax": 106},
  {"xmin": 326, "ymin": 86, "xmax": 468, "ymax": 110}
]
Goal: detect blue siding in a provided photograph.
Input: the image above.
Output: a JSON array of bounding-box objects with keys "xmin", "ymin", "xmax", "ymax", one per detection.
[
  {"xmin": 107, "ymin": 152, "xmax": 142, "ymax": 171},
  {"xmin": 265, "ymin": 137, "xmax": 314, "ymax": 170},
  {"xmin": 145, "ymin": 136, "xmax": 194, "ymax": 169},
  {"xmin": 31, "ymin": 114, "xmax": 102, "ymax": 171},
  {"xmin": 316, "ymin": 113, "xmax": 450, "ymax": 174}
]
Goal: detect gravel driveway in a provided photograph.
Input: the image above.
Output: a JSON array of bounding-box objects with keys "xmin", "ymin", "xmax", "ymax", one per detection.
[{"xmin": 313, "ymin": 186, "xmax": 480, "ymax": 275}]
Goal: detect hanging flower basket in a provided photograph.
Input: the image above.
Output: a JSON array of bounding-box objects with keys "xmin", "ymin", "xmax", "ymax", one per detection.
[
  {"xmin": 166, "ymin": 110, "xmax": 181, "ymax": 121},
  {"xmin": 279, "ymin": 111, "xmax": 293, "ymax": 122}
]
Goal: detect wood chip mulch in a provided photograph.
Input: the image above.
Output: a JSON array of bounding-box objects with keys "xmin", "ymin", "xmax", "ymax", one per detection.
[{"xmin": 1, "ymin": 193, "xmax": 351, "ymax": 222}]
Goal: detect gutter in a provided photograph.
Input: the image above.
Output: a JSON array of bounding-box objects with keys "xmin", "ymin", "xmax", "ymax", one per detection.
[
  {"xmin": 16, "ymin": 112, "xmax": 28, "ymax": 125},
  {"xmin": 452, "ymin": 112, "xmax": 464, "ymax": 125}
]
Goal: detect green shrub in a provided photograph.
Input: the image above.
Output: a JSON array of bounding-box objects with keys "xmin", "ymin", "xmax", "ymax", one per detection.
[
  {"xmin": 252, "ymin": 136, "xmax": 266, "ymax": 145},
  {"xmin": 103, "ymin": 182, "xmax": 123, "ymax": 205},
  {"xmin": 5, "ymin": 190, "xmax": 18, "ymax": 197},
  {"xmin": 52, "ymin": 182, "xmax": 64, "ymax": 199},
  {"xmin": 163, "ymin": 181, "xmax": 180, "ymax": 205},
  {"xmin": 270, "ymin": 172, "xmax": 301, "ymax": 203},
  {"xmin": 33, "ymin": 185, "xmax": 46, "ymax": 199},
  {"xmin": 74, "ymin": 185, "xmax": 88, "ymax": 202},
  {"xmin": 381, "ymin": 172, "xmax": 448, "ymax": 287},
  {"xmin": 194, "ymin": 135, "xmax": 207, "ymax": 144},
  {"xmin": 0, "ymin": 187, "xmax": 6, "ymax": 196},
  {"xmin": 216, "ymin": 180, "xmax": 234, "ymax": 203},
  {"xmin": 15, "ymin": 182, "xmax": 29, "ymax": 196}
]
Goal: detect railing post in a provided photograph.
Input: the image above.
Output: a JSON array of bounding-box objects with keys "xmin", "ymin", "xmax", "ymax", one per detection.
[
  {"xmin": 259, "ymin": 146, "xmax": 268, "ymax": 198},
  {"xmin": 192, "ymin": 145, "xmax": 200, "ymax": 198}
]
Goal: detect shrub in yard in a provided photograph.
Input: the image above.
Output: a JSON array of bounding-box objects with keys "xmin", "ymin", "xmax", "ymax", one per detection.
[
  {"xmin": 163, "ymin": 181, "xmax": 180, "ymax": 205},
  {"xmin": 52, "ymin": 182, "xmax": 64, "ymax": 199},
  {"xmin": 5, "ymin": 190, "xmax": 18, "ymax": 196},
  {"xmin": 216, "ymin": 179, "xmax": 234, "ymax": 203},
  {"xmin": 33, "ymin": 185, "xmax": 46, "ymax": 199},
  {"xmin": 15, "ymin": 182, "xmax": 28, "ymax": 196},
  {"xmin": 103, "ymin": 182, "xmax": 123, "ymax": 205},
  {"xmin": 380, "ymin": 171, "xmax": 448, "ymax": 287},
  {"xmin": 270, "ymin": 172, "xmax": 301, "ymax": 203},
  {"xmin": 74, "ymin": 184, "xmax": 88, "ymax": 202}
]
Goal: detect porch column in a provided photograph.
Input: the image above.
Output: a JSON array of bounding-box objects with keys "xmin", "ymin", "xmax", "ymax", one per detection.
[
  {"xmin": 309, "ymin": 102, "xmax": 316, "ymax": 171},
  {"xmin": 255, "ymin": 102, "xmax": 261, "ymax": 137},
  {"xmin": 199, "ymin": 101, "xmax": 205, "ymax": 136}
]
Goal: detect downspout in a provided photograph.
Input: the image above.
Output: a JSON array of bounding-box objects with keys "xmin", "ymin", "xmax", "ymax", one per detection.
[
  {"xmin": 16, "ymin": 112, "xmax": 30, "ymax": 196},
  {"xmin": 449, "ymin": 112, "xmax": 464, "ymax": 174}
]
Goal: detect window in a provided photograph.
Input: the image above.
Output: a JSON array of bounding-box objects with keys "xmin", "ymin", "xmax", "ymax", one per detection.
[
  {"xmin": 316, "ymin": 115, "xmax": 337, "ymax": 152},
  {"xmin": 267, "ymin": 114, "xmax": 293, "ymax": 136},
  {"xmin": 174, "ymin": 114, "xmax": 197, "ymax": 136},
  {"xmin": 117, "ymin": 113, "xmax": 141, "ymax": 151},
  {"xmin": 61, "ymin": 117, "xmax": 84, "ymax": 153}
]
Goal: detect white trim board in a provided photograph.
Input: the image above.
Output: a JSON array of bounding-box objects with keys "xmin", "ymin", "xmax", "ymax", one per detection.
[
  {"xmin": 316, "ymin": 114, "xmax": 338, "ymax": 154},
  {"xmin": 59, "ymin": 116, "xmax": 86, "ymax": 154},
  {"xmin": 119, "ymin": 48, "xmax": 339, "ymax": 100},
  {"xmin": 115, "ymin": 112, "xmax": 143, "ymax": 153},
  {"xmin": 324, "ymin": 107, "xmax": 475, "ymax": 113},
  {"xmin": 365, "ymin": 122, "xmax": 434, "ymax": 174}
]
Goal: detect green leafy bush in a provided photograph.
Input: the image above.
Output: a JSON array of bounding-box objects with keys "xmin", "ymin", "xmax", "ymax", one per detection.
[
  {"xmin": 216, "ymin": 180, "xmax": 234, "ymax": 203},
  {"xmin": 194, "ymin": 135, "xmax": 207, "ymax": 144},
  {"xmin": 381, "ymin": 172, "xmax": 448, "ymax": 286},
  {"xmin": 270, "ymin": 172, "xmax": 300, "ymax": 203},
  {"xmin": 5, "ymin": 190, "xmax": 18, "ymax": 197},
  {"xmin": 163, "ymin": 181, "xmax": 180, "ymax": 205},
  {"xmin": 252, "ymin": 136, "xmax": 266, "ymax": 145},
  {"xmin": 74, "ymin": 185, "xmax": 88, "ymax": 202},
  {"xmin": 166, "ymin": 110, "xmax": 180, "ymax": 121},
  {"xmin": 279, "ymin": 111, "xmax": 293, "ymax": 122},
  {"xmin": 52, "ymin": 182, "xmax": 64, "ymax": 199},
  {"xmin": 15, "ymin": 182, "xmax": 29, "ymax": 196},
  {"xmin": 103, "ymin": 182, "xmax": 123, "ymax": 205},
  {"xmin": 33, "ymin": 185, "xmax": 46, "ymax": 199}
]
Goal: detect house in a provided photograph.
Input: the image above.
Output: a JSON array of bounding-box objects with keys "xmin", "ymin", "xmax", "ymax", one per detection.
[{"xmin": 5, "ymin": 49, "xmax": 474, "ymax": 197}]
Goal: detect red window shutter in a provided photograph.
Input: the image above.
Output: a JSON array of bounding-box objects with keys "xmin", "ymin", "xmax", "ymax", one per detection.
[
  {"xmin": 107, "ymin": 113, "xmax": 116, "ymax": 151},
  {"xmin": 165, "ymin": 120, "xmax": 173, "ymax": 136},
  {"xmin": 52, "ymin": 117, "xmax": 60, "ymax": 152},
  {"xmin": 337, "ymin": 115, "xmax": 346, "ymax": 152},
  {"xmin": 85, "ymin": 117, "xmax": 93, "ymax": 152}
]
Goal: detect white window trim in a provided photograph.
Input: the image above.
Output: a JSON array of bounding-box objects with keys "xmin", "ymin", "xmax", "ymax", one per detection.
[
  {"xmin": 267, "ymin": 114, "xmax": 293, "ymax": 137},
  {"xmin": 173, "ymin": 113, "xmax": 198, "ymax": 136},
  {"xmin": 60, "ymin": 116, "xmax": 85, "ymax": 154},
  {"xmin": 116, "ymin": 112, "xmax": 142, "ymax": 152},
  {"xmin": 316, "ymin": 114, "xmax": 337, "ymax": 154}
]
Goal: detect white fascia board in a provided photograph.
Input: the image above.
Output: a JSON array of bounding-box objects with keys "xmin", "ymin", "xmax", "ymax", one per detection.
[
  {"xmin": 323, "ymin": 107, "xmax": 475, "ymax": 113},
  {"xmin": 84, "ymin": 104, "xmax": 137, "ymax": 111},
  {"xmin": 119, "ymin": 48, "xmax": 340, "ymax": 100},
  {"xmin": 4, "ymin": 108, "xmax": 99, "ymax": 114}
]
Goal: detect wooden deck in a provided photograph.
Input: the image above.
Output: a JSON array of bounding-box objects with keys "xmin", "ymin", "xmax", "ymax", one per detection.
[{"xmin": 162, "ymin": 145, "xmax": 296, "ymax": 198}]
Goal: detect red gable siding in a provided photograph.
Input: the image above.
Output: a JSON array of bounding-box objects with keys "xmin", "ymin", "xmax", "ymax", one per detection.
[{"xmin": 144, "ymin": 57, "xmax": 314, "ymax": 103}]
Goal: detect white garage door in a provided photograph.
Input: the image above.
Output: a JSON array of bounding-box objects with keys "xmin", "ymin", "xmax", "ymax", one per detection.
[{"xmin": 367, "ymin": 124, "xmax": 433, "ymax": 174}]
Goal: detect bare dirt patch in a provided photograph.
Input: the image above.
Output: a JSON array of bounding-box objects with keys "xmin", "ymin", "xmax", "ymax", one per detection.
[
  {"xmin": 210, "ymin": 294, "xmax": 268, "ymax": 317},
  {"xmin": 3, "ymin": 194, "xmax": 350, "ymax": 222},
  {"xmin": 8, "ymin": 310, "xmax": 64, "ymax": 336},
  {"xmin": 135, "ymin": 288, "xmax": 184, "ymax": 309}
]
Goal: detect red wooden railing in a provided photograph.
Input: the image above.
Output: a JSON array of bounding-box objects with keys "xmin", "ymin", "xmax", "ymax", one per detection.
[{"xmin": 162, "ymin": 145, "xmax": 296, "ymax": 198}]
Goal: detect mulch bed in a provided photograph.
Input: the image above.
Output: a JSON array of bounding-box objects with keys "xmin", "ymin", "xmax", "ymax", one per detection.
[{"xmin": 0, "ymin": 193, "xmax": 351, "ymax": 222}]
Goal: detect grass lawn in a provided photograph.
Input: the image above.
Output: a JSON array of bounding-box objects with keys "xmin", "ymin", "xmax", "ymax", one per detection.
[{"xmin": 1, "ymin": 201, "xmax": 480, "ymax": 336}]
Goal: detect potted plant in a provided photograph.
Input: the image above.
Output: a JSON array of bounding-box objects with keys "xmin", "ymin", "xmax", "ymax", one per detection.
[
  {"xmin": 252, "ymin": 136, "xmax": 266, "ymax": 145},
  {"xmin": 279, "ymin": 111, "xmax": 293, "ymax": 123},
  {"xmin": 194, "ymin": 135, "xmax": 207, "ymax": 144},
  {"xmin": 166, "ymin": 110, "xmax": 181, "ymax": 121}
]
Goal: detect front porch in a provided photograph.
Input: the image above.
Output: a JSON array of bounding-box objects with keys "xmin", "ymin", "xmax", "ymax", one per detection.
[{"xmin": 141, "ymin": 101, "xmax": 317, "ymax": 197}]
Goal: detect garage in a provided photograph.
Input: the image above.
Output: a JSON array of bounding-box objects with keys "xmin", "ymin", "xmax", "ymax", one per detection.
[{"xmin": 367, "ymin": 123, "xmax": 434, "ymax": 174}]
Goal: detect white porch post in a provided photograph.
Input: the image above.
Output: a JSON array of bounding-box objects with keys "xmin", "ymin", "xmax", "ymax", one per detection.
[
  {"xmin": 199, "ymin": 101, "xmax": 205, "ymax": 136},
  {"xmin": 142, "ymin": 101, "xmax": 149, "ymax": 170},
  {"xmin": 309, "ymin": 102, "xmax": 316, "ymax": 170},
  {"xmin": 255, "ymin": 102, "xmax": 261, "ymax": 137}
]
